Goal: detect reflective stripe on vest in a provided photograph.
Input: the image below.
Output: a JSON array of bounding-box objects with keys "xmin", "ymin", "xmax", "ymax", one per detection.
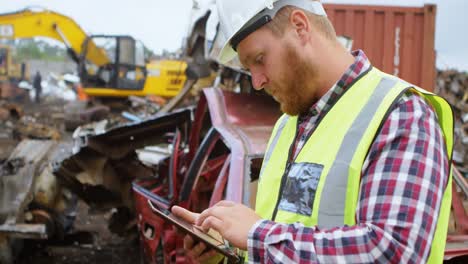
[
  {"xmin": 259, "ymin": 115, "xmax": 290, "ymax": 180},
  {"xmin": 317, "ymin": 76, "xmax": 397, "ymax": 228},
  {"xmin": 256, "ymin": 67, "xmax": 453, "ymax": 263}
]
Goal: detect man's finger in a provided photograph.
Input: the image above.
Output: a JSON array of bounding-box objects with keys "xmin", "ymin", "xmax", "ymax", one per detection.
[
  {"xmin": 200, "ymin": 215, "xmax": 225, "ymax": 233},
  {"xmin": 191, "ymin": 241, "xmax": 207, "ymax": 257},
  {"xmin": 198, "ymin": 249, "xmax": 220, "ymax": 262},
  {"xmin": 184, "ymin": 234, "xmax": 194, "ymax": 250},
  {"xmin": 195, "ymin": 206, "xmax": 214, "ymax": 226},
  {"xmin": 215, "ymin": 200, "xmax": 236, "ymax": 207},
  {"xmin": 196, "ymin": 206, "xmax": 229, "ymax": 226},
  {"xmin": 172, "ymin": 206, "xmax": 198, "ymax": 224}
]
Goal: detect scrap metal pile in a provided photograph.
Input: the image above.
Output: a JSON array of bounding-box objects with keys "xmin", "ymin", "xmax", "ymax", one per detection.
[
  {"xmin": 0, "ymin": 99, "xmax": 63, "ymax": 157},
  {"xmin": 0, "ymin": 97, "xmax": 75, "ymax": 263},
  {"xmin": 436, "ymin": 70, "xmax": 468, "ymax": 174},
  {"xmin": 0, "ymin": 94, "xmax": 173, "ymax": 263}
]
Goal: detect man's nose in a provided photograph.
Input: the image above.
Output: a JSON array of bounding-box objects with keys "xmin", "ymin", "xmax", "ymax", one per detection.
[{"xmin": 251, "ymin": 71, "xmax": 267, "ymax": 90}]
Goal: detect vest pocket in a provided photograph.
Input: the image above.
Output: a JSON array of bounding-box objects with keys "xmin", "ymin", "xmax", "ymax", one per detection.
[{"xmin": 278, "ymin": 162, "xmax": 324, "ymax": 216}]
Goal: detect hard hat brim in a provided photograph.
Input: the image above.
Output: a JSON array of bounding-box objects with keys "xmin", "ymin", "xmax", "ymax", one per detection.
[{"xmin": 218, "ymin": 42, "xmax": 237, "ymax": 64}]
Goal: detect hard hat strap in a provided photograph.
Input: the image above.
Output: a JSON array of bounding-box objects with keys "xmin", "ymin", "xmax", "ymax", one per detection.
[
  {"xmin": 231, "ymin": 15, "xmax": 272, "ymax": 51},
  {"xmin": 229, "ymin": 0, "xmax": 327, "ymax": 51}
]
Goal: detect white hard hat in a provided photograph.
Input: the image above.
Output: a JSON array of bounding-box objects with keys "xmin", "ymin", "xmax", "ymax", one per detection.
[{"xmin": 216, "ymin": 0, "xmax": 327, "ymax": 64}]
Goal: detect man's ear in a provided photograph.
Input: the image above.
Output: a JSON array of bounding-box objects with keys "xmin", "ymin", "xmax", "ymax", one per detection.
[{"xmin": 289, "ymin": 10, "xmax": 311, "ymax": 45}]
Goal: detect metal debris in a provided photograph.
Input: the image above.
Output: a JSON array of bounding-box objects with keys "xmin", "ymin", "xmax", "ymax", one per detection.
[
  {"xmin": 0, "ymin": 139, "xmax": 77, "ymax": 264},
  {"xmin": 436, "ymin": 69, "xmax": 468, "ymax": 173},
  {"xmin": 15, "ymin": 117, "xmax": 61, "ymax": 140},
  {"xmin": 64, "ymin": 101, "xmax": 110, "ymax": 132},
  {"xmin": 0, "ymin": 157, "xmax": 25, "ymax": 176},
  {"xmin": 53, "ymin": 108, "xmax": 192, "ymax": 216}
]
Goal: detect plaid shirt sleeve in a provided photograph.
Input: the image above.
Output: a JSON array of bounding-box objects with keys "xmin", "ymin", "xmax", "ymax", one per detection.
[{"xmin": 247, "ymin": 92, "xmax": 450, "ymax": 263}]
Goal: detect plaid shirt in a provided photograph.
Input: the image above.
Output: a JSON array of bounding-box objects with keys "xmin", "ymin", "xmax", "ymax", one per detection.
[{"xmin": 247, "ymin": 50, "xmax": 449, "ymax": 263}]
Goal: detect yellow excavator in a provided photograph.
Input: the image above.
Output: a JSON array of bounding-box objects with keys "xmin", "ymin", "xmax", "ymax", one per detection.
[
  {"xmin": 0, "ymin": 44, "xmax": 30, "ymax": 99},
  {"xmin": 0, "ymin": 8, "xmax": 187, "ymax": 98},
  {"xmin": 0, "ymin": 44, "xmax": 29, "ymax": 83}
]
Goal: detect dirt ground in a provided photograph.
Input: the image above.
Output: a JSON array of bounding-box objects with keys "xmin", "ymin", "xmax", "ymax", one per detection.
[{"xmin": 17, "ymin": 201, "xmax": 142, "ymax": 264}]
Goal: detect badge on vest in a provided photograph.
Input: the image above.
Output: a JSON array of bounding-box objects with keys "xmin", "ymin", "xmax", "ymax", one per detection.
[{"xmin": 278, "ymin": 162, "xmax": 323, "ymax": 216}]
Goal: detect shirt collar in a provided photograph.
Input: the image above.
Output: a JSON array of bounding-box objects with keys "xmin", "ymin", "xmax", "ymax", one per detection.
[{"xmin": 299, "ymin": 49, "xmax": 371, "ymax": 120}]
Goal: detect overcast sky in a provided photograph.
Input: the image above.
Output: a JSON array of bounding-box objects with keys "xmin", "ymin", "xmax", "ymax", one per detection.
[{"xmin": 0, "ymin": 0, "xmax": 467, "ymax": 71}]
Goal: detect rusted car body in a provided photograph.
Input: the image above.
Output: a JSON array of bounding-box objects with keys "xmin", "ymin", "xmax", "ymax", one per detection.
[{"xmin": 133, "ymin": 87, "xmax": 280, "ymax": 263}]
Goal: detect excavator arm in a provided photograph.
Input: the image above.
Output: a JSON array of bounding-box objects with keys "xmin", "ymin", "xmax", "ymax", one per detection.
[
  {"xmin": 0, "ymin": 7, "xmax": 189, "ymax": 98},
  {"xmin": 0, "ymin": 8, "xmax": 109, "ymax": 66}
]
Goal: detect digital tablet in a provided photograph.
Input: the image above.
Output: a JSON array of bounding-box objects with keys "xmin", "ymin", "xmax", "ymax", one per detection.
[{"xmin": 147, "ymin": 200, "xmax": 241, "ymax": 263}]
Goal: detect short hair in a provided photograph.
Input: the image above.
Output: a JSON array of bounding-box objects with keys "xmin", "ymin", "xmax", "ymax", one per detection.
[{"xmin": 265, "ymin": 1, "xmax": 336, "ymax": 40}]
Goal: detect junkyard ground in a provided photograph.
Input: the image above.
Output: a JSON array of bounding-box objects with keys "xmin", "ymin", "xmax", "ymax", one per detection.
[{"xmin": 17, "ymin": 201, "xmax": 141, "ymax": 264}]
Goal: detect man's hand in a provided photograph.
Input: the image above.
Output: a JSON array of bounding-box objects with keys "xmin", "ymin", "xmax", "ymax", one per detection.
[
  {"xmin": 195, "ymin": 201, "xmax": 261, "ymax": 250},
  {"xmin": 171, "ymin": 206, "xmax": 224, "ymax": 264}
]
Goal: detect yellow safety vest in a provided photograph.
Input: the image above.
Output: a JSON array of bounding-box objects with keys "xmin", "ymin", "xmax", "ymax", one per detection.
[{"xmin": 256, "ymin": 67, "xmax": 453, "ymax": 263}]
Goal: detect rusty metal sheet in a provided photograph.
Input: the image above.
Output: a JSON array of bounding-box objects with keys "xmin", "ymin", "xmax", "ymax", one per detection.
[
  {"xmin": 445, "ymin": 235, "xmax": 468, "ymax": 260},
  {"xmin": 73, "ymin": 108, "xmax": 192, "ymax": 159},
  {"xmin": 0, "ymin": 223, "xmax": 47, "ymax": 239},
  {"xmin": 202, "ymin": 87, "xmax": 281, "ymax": 204}
]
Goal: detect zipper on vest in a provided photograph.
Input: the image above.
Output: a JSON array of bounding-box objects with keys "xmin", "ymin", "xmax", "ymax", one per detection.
[{"xmin": 271, "ymin": 119, "xmax": 300, "ymax": 221}]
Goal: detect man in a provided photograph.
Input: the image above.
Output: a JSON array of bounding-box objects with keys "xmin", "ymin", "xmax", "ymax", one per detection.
[
  {"xmin": 172, "ymin": 0, "xmax": 454, "ymax": 263},
  {"xmin": 33, "ymin": 71, "xmax": 42, "ymax": 103}
]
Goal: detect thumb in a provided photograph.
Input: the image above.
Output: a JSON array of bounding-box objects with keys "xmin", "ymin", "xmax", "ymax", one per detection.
[{"xmin": 171, "ymin": 206, "xmax": 198, "ymax": 224}]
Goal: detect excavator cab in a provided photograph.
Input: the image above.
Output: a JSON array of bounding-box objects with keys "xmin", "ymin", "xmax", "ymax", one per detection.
[
  {"xmin": 0, "ymin": 46, "xmax": 9, "ymax": 79},
  {"xmin": 79, "ymin": 35, "xmax": 147, "ymax": 91},
  {"xmin": 0, "ymin": 45, "xmax": 28, "ymax": 84}
]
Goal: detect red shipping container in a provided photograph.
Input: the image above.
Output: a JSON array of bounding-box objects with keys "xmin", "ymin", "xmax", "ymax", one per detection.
[{"xmin": 324, "ymin": 4, "xmax": 436, "ymax": 91}]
